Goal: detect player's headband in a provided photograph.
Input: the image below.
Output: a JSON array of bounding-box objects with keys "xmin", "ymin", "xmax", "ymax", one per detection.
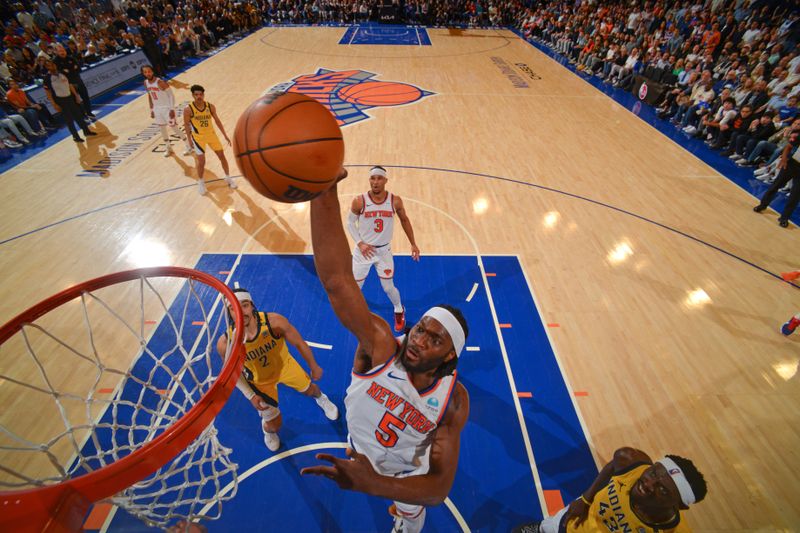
[
  {"xmin": 370, "ymin": 167, "xmax": 387, "ymax": 178},
  {"xmin": 422, "ymin": 307, "xmax": 465, "ymax": 357},
  {"xmin": 657, "ymin": 457, "xmax": 696, "ymax": 507},
  {"xmin": 231, "ymin": 283, "xmax": 253, "ymax": 305}
]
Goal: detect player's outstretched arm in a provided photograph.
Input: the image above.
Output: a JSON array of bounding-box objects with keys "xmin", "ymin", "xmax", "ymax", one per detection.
[
  {"xmin": 310, "ymin": 176, "xmax": 380, "ymax": 351},
  {"xmin": 268, "ymin": 312, "xmax": 323, "ymax": 380},
  {"xmin": 302, "ymin": 383, "xmax": 469, "ymax": 506}
]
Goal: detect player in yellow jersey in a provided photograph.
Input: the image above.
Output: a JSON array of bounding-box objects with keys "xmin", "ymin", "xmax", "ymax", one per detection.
[
  {"xmin": 513, "ymin": 447, "xmax": 707, "ymax": 533},
  {"xmin": 183, "ymin": 84, "xmax": 237, "ymax": 195},
  {"xmin": 216, "ymin": 287, "xmax": 339, "ymax": 451}
]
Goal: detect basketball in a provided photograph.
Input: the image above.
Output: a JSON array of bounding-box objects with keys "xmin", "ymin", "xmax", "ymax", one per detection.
[
  {"xmin": 337, "ymin": 81, "xmax": 423, "ymax": 107},
  {"xmin": 233, "ymin": 92, "xmax": 345, "ymax": 203}
]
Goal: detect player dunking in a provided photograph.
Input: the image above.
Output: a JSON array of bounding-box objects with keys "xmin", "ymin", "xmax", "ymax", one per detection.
[
  {"xmin": 216, "ymin": 287, "xmax": 339, "ymax": 451},
  {"xmin": 183, "ymin": 84, "xmax": 237, "ymax": 195},
  {"xmin": 302, "ymin": 170, "xmax": 469, "ymax": 533},
  {"xmin": 347, "ymin": 166, "xmax": 420, "ymax": 331},
  {"xmin": 142, "ymin": 66, "xmax": 191, "ymax": 157}
]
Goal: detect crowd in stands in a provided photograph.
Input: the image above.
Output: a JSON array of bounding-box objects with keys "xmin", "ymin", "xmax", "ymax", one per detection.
[
  {"xmin": 0, "ymin": 0, "xmax": 261, "ymax": 149},
  {"xmin": 0, "ymin": 0, "xmax": 798, "ymax": 221},
  {"xmin": 518, "ymin": 0, "xmax": 800, "ymax": 225}
]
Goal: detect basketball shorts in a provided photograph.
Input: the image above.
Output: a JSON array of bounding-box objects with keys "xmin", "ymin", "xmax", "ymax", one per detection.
[
  {"xmin": 152, "ymin": 106, "xmax": 176, "ymax": 126},
  {"xmin": 249, "ymin": 354, "xmax": 311, "ymax": 406},
  {"xmin": 191, "ymin": 131, "xmax": 223, "ymax": 155},
  {"xmin": 352, "ymin": 244, "xmax": 394, "ymax": 281}
]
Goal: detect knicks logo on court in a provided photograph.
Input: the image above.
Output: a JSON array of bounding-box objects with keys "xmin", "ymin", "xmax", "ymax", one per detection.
[{"xmin": 268, "ymin": 69, "xmax": 434, "ymax": 127}]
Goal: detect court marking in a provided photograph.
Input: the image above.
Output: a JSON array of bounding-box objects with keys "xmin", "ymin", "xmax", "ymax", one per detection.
[
  {"xmin": 465, "ymin": 282, "xmax": 479, "ymax": 302},
  {"xmin": 259, "ymin": 25, "xmax": 512, "ymax": 59},
  {"xmin": 402, "ymin": 196, "xmax": 549, "ymax": 515},
  {"xmin": 2, "ymin": 164, "xmax": 796, "ymax": 294},
  {"xmin": 517, "ymin": 264, "xmax": 599, "ymax": 465},
  {"xmin": 512, "ymin": 28, "xmax": 800, "ymax": 224},
  {"xmin": 194, "ymin": 442, "xmax": 471, "ymax": 532},
  {"xmin": 2, "ymin": 164, "xmax": 796, "ymax": 293}
]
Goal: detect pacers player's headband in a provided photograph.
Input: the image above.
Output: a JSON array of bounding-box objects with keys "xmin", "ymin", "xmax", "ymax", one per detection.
[
  {"xmin": 232, "ymin": 284, "xmax": 253, "ymax": 305},
  {"xmin": 656, "ymin": 457, "xmax": 696, "ymax": 506},
  {"xmin": 370, "ymin": 166, "xmax": 387, "ymax": 178},
  {"xmin": 422, "ymin": 307, "xmax": 465, "ymax": 357}
]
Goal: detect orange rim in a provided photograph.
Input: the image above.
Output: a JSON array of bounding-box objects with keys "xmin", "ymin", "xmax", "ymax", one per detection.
[{"xmin": 0, "ymin": 267, "xmax": 245, "ymax": 532}]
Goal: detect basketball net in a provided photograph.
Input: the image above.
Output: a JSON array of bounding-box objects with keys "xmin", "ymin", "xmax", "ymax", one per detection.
[{"xmin": 0, "ymin": 268, "xmax": 245, "ymax": 530}]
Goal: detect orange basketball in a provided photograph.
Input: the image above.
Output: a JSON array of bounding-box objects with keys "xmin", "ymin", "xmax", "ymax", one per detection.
[
  {"xmin": 337, "ymin": 81, "xmax": 423, "ymax": 107},
  {"xmin": 233, "ymin": 92, "xmax": 344, "ymax": 203}
]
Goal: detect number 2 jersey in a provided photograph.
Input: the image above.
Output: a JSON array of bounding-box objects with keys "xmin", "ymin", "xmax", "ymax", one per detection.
[
  {"xmin": 356, "ymin": 191, "xmax": 395, "ymax": 247},
  {"xmin": 232, "ymin": 311, "xmax": 291, "ymax": 386},
  {"xmin": 344, "ymin": 344, "xmax": 458, "ymax": 477}
]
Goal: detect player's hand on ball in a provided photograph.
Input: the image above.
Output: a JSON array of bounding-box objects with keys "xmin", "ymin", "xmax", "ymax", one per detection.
[
  {"xmin": 310, "ymin": 363, "xmax": 323, "ymax": 381},
  {"xmin": 358, "ymin": 242, "xmax": 376, "ymax": 259},
  {"xmin": 411, "ymin": 245, "xmax": 420, "ymax": 261},
  {"xmin": 250, "ymin": 396, "xmax": 270, "ymax": 410},
  {"xmin": 336, "ymin": 167, "xmax": 348, "ymax": 183},
  {"xmin": 301, "ymin": 448, "xmax": 377, "ymax": 492}
]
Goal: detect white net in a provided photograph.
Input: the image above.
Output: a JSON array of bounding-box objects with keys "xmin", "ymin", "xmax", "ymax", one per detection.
[{"xmin": 0, "ymin": 271, "xmax": 241, "ymax": 529}]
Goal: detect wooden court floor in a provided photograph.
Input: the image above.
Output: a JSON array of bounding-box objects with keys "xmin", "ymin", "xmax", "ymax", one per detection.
[{"xmin": 1, "ymin": 27, "xmax": 799, "ymax": 531}]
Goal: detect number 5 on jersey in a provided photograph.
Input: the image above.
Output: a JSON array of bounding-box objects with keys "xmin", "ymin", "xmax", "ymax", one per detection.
[{"xmin": 375, "ymin": 410, "xmax": 406, "ymax": 447}]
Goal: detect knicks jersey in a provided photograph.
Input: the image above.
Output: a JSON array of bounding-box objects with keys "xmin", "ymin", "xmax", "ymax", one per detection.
[
  {"xmin": 357, "ymin": 192, "xmax": 395, "ymax": 246},
  {"xmin": 571, "ymin": 463, "xmax": 688, "ymax": 533},
  {"xmin": 230, "ymin": 312, "xmax": 290, "ymax": 386},
  {"xmin": 144, "ymin": 77, "xmax": 171, "ymax": 109},
  {"xmin": 344, "ymin": 351, "xmax": 457, "ymax": 477},
  {"xmin": 188, "ymin": 101, "xmax": 216, "ymax": 138}
]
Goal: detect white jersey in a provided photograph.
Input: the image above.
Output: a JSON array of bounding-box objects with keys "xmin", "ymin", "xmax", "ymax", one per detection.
[
  {"xmin": 345, "ymin": 347, "xmax": 458, "ymax": 477},
  {"xmin": 145, "ymin": 77, "xmax": 172, "ymax": 109},
  {"xmin": 357, "ymin": 191, "xmax": 395, "ymax": 247}
]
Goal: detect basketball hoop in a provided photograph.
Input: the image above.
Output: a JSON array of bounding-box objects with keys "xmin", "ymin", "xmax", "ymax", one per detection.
[{"xmin": 0, "ymin": 267, "xmax": 245, "ymax": 532}]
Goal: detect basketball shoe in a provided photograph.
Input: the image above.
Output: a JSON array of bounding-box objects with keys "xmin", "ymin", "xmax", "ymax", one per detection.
[
  {"xmin": 263, "ymin": 431, "xmax": 280, "ymax": 451},
  {"xmin": 781, "ymin": 316, "xmax": 799, "ymax": 336},
  {"xmin": 394, "ymin": 308, "xmax": 406, "ymax": 332},
  {"xmin": 315, "ymin": 393, "xmax": 339, "ymax": 420}
]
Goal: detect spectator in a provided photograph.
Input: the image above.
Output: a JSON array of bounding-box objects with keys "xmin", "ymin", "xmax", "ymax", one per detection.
[
  {"xmin": 723, "ymin": 110, "xmax": 776, "ymax": 159},
  {"xmin": 0, "ymin": 104, "xmax": 42, "ymax": 144},
  {"xmin": 4, "ymin": 78, "xmax": 51, "ymax": 131}
]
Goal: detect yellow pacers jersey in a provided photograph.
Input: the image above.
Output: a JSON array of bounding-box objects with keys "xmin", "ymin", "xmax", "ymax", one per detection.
[
  {"xmin": 570, "ymin": 464, "xmax": 689, "ymax": 533},
  {"xmin": 188, "ymin": 101, "xmax": 215, "ymax": 137},
  {"xmin": 236, "ymin": 312, "xmax": 291, "ymax": 386}
]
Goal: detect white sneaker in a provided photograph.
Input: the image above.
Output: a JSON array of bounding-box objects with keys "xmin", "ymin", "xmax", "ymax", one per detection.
[
  {"xmin": 754, "ymin": 166, "xmax": 770, "ymax": 174},
  {"xmin": 315, "ymin": 393, "xmax": 339, "ymax": 420},
  {"xmin": 683, "ymin": 126, "xmax": 697, "ymax": 135},
  {"xmin": 183, "ymin": 146, "xmax": 193, "ymax": 156},
  {"xmin": 225, "ymin": 176, "xmax": 237, "ymax": 189},
  {"xmin": 263, "ymin": 431, "xmax": 280, "ymax": 451},
  {"xmin": 197, "ymin": 180, "xmax": 207, "ymax": 195}
]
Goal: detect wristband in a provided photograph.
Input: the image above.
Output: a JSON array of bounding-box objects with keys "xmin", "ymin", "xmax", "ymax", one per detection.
[{"xmin": 579, "ymin": 495, "xmax": 592, "ymax": 505}]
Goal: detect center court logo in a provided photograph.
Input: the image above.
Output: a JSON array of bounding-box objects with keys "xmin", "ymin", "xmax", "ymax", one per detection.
[{"xmin": 268, "ymin": 68, "xmax": 434, "ymax": 127}]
